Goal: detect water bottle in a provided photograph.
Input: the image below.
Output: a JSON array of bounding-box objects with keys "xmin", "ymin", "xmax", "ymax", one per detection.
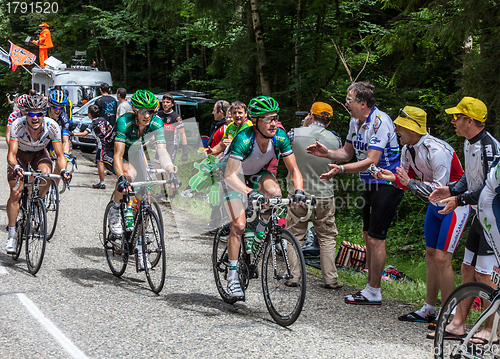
[
  {"xmin": 124, "ymin": 201, "xmax": 134, "ymax": 231},
  {"xmin": 251, "ymin": 231, "xmax": 265, "ymax": 254}
]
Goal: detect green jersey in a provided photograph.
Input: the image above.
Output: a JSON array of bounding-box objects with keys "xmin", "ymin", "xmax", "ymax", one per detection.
[
  {"xmin": 229, "ymin": 126, "xmax": 292, "ymax": 175},
  {"xmin": 115, "ymin": 112, "xmax": 165, "ymax": 153},
  {"xmin": 222, "ymin": 120, "xmax": 252, "ymax": 141}
]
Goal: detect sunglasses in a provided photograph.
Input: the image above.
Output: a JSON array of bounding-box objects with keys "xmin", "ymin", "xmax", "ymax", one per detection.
[
  {"xmin": 345, "ymin": 97, "xmax": 358, "ymax": 105},
  {"xmin": 28, "ymin": 112, "xmax": 44, "ymax": 118},
  {"xmin": 453, "ymin": 114, "xmax": 468, "ymax": 121},
  {"xmin": 398, "ymin": 108, "xmax": 421, "ymax": 127},
  {"xmin": 259, "ymin": 115, "xmax": 279, "ymax": 123},
  {"xmin": 51, "ymin": 105, "xmax": 63, "ymax": 111},
  {"xmin": 137, "ymin": 108, "xmax": 156, "ymax": 115}
]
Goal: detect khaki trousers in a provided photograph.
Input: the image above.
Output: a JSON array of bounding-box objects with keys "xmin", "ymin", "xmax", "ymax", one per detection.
[{"xmin": 286, "ymin": 196, "xmax": 339, "ymax": 285}]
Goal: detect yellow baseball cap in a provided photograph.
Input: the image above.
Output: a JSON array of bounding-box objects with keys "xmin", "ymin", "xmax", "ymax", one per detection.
[
  {"xmin": 310, "ymin": 102, "xmax": 333, "ymax": 119},
  {"xmin": 445, "ymin": 97, "xmax": 487, "ymax": 122},
  {"xmin": 394, "ymin": 106, "xmax": 427, "ymax": 135}
]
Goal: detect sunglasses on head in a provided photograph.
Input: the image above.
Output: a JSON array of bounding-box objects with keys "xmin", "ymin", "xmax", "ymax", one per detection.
[
  {"xmin": 398, "ymin": 108, "xmax": 421, "ymax": 127},
  {"xmin": 137, "ymin": 108, "xmax": 156, "ymax": 115},
  {"xmin": 28, "ymin": 112, "xmax": 43, "ymax": 118},
  {"xmin": 259, "ymin": 114, "xmax": 279, "ymax": 123}
]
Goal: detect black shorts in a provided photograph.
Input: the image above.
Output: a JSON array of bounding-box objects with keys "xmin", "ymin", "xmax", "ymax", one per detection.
[
  {"xmin": 102, "ymin": 145, "xmax": 116, "ymax": 174},
  {"xmin": 465, "ymin": 215, "xmax": 494, "ymax": 256},
  {"xmin": 362, "ymin": 183, "xmax": 404, "ymax": 240}
]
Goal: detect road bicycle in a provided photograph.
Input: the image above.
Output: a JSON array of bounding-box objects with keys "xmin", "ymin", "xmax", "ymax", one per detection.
[
  {"xmin": 213, "ymin": 196, "xmax": 316, "ymax": 326},
  {"xmin": 101, "ymin": 170, "xmax": 174, "ymax": 294},
  {"xmin": 434, "ymin": 264, "xmax": 500, "ymax": 358},
  {"xmin": 44, "ymin": 154, "xmax": 77, "ymax": 241},
  {"xmin": 12, "ymin": 171, "xmax": 67, "ymax": 275}
]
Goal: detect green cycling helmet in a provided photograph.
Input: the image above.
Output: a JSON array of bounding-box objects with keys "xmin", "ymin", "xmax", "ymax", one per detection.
[
  {"xmin": 131, "ymin": 89, "xmax": 159, "ymax": 111},
  {"xmin": 247, "ymin": 96, "xmax": 279, "ymax": 118}
]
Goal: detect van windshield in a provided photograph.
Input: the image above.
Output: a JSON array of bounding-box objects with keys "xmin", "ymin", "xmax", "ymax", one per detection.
[{"xmin": 61, "ymin": 86, "xmax": 99, "ymax": 107}]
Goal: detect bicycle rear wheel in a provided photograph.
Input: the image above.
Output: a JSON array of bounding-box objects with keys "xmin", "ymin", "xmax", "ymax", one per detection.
[
  {"xmin": 262, "ymin": 228, "xmax": 306, "ymax": 327},
  {"xmin": 103, "ymin": 201, "xmax": 128, "ymax": 276},
  {"xmin": 212, "ymin": 224, "xmax": 239, "ymax": 304},
  {"xmin": 25, "ymin": 198, "xmax": 47, "ymax": 275},
  {"xmin": 142, "ymin": 208, "xmax": 166, "ymax": 293},
  {"xmin": 434, "ymin": 282, "xmax": 498, "ymax": 359},
  {"xmin": 44, "ymin": 178, "xmax": 59, "ymax": 241},
  {"xmin": 12, "ymin": 206, "xmax": 26, "ymax": 261}
]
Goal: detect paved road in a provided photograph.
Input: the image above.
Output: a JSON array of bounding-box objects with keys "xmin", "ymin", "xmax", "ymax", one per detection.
[{"xmin": 0, "ymin": 141, "xmax": 436, "ymax": 358}]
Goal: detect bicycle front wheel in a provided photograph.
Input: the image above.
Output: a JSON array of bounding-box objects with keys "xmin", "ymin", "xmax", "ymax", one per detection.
[
  {"xmin": 12, "ymin": 206, "xmax": 26, "ymax": 261},
  {"xmin": 25, "ymin": 198, "xmax": 47, "ymax": 275},
  {"xmin": 44, "ymin": 178, "xmax": 59, "ymax": 241},
  {"xmin": 103, "ymin": 201, "xmax": 128, "ymax": 277},
  {"xmin": 212, "ymin": 224, "xmax": 239, "ymax": 304},
  {"xmin": 262, "ymin": 228, "xmax": 306, "ymax": 327},
  {"xmin": 142, "ymin": 208, "xmax": 166, "ymax": 294},
  {"xmin": 434, "ymin": 282, "xmax": 498, "ymax": 359}
]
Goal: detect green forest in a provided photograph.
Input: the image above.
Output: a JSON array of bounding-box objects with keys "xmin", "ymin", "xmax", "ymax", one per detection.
[{"xmin": 1, "ymin": 0, "xmax": 499, "ymax": 280}]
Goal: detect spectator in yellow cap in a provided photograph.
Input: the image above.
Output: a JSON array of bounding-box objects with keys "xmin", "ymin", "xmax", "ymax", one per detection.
[
  {"xmin": 427, "ymin": 97, "xmax": 500, "ymax": 342},
  {"xmin": 375, "ymin": 106, "xmax": 470, "ymax": 329},
  {"xmin": 32, "ymin": 22, "xmax": 53, "ymax": 67},
  {"xmin": 286, "ymin": 102, "xmax": 343, "ymax": 289}
]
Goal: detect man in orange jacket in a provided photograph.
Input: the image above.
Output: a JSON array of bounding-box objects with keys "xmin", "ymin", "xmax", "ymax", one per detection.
[{"xmin": 32, "ymin": 22, "xmax": 53, "ymax": 66}]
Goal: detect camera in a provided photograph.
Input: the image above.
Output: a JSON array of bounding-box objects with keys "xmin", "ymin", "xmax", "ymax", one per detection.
[
  {"xmin": 295, "ymin": 111, "xmax": 308, "ymax": 117},
  {"xmin": 366, "ymin": 164, "xmax": 381, "ymax": 175}
]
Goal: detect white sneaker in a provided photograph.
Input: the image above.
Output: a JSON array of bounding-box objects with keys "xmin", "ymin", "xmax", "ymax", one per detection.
[
  {"xmin": 137, "ymin": 249, "xmax": 151, "ymax": 270},
  {"xmin": 108, "ymin": 213, "xmax": 123, "ymax": 235},
  {"xmin": 227, "ymin": 280, "xmax": 245, "ymax": 298},
  {"xmin": 5, "ymin": 237, "xmax": 17, "ymax": 254}
]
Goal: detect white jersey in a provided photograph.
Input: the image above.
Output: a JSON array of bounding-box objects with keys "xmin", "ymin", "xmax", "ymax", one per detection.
[
  {"xmin": 10, "ymin": 116, "xmax": 62, "ymax": 152},
  {"xmin": 400, "ymin": 134, "xmax": 463, "ymax": 204}
]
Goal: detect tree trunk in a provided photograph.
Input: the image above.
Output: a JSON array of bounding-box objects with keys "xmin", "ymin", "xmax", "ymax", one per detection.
[
  {"xmin": 123, "ymin": 42, "xmax": 127, "ymax": 87},
  {"xmin": 147, "ymin": 41, "xmax": 152, "ymax": 89},
  {"xmin": 295, "ymin": 0, "xmax": 303, "ymax": 108},
  {"xmin": 250, "ymin": 0, "xmax": 271, "ymax": 95},
  {"xmin": 186, "ymin": 41, "xmax": 193, "ymax": 84}
]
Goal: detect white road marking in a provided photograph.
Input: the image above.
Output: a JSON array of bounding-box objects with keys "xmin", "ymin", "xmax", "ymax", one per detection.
[
  {"xmin": 17, "ymin": 293, "xmax": 89, "ymax": 359},
  {"xmin": 0, "ymin": 263, "xmax": 7, "ymax": 274}
]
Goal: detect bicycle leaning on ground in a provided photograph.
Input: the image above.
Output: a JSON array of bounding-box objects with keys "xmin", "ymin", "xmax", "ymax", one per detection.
[
  {"xmin": 213, "ymin": 196, "xmax": 316, "ymax": 326},
  {"xmin": 434, "ymin": 258, "xmax": 500, "ymax": 358},
  {"xmin": 101, "ymin": 170, "xmax": 174, "ymax": 294},
  {"xmin": 11, "ymin": 171, "xmax": 68, "ymax": 275}
]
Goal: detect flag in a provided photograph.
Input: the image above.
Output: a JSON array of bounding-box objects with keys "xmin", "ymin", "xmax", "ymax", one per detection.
[
  {"xmin": 9, "ymin": 42, "xmax": 36, "ymax": 70},
  {"xmin": 0, "ymin": 51, "xmax": 11, "ymax": 66}
]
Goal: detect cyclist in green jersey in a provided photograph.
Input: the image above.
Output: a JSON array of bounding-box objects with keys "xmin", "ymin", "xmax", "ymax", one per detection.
[
  {"xmin": 107, "ymin": 90, "xmax": 180, "ymax": 249},
  {"xmin": 223, "ymin": 96, "xmax": 305, "ymax": 299}
]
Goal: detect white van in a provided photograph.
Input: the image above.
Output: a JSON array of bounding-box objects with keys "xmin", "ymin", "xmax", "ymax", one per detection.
[{"xmin": 31, "ymin": 57, "xmax": 112, "ymax": 108}]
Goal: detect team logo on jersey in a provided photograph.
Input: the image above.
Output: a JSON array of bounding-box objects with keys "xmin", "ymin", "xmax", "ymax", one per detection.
[
  {"xmin": 373, "ymin": 115, "xmax": 381, "ymax": 134},
  {"xmin": 369, "ymin": 137, "xmax": 381, "ymax": 145},
  {"xmin": 485, "ymin": 144, "xmax": 494, "ymax": 158}
]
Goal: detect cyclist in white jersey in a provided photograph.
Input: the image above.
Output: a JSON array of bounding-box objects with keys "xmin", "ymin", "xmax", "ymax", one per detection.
[
  {"xmin": 222, "ymin": 96, "xmax": 305, "ymax": 299},
  {"xmin": 479, "ymin": 155, "xmax": 500, "ymax": 264},
  {"xmin": 5, "ymin": 95, "xmax": 71, "ymax": 254}
]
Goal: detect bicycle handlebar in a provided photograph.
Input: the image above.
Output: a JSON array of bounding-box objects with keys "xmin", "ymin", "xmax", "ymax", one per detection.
[
  {"xmin": 13, "ymin": 171, "xmax": 67, "ymax": 192},
  {"xmin": 247, "ymin": 195, "xmax": 317, "ymax": 223}
]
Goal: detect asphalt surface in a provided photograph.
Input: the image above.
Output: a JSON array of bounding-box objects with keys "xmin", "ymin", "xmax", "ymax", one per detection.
[{"xmin": 0, "ymin": 140, "xmax": 436, "ymax": 358}]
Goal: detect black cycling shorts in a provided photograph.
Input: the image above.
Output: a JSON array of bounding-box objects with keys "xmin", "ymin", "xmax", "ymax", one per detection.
[
  {"xmin": 465, "ymin": 215, "xmax": 494, "ymax": 256},
  {"xmin": 362, "ymin": 183, "xmax": 404, "ymax": 240}
]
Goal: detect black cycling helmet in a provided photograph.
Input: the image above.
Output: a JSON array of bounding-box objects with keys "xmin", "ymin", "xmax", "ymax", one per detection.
[{"xmin": 24, "ymin": 95, "xmax": 48, "ymax": 110}]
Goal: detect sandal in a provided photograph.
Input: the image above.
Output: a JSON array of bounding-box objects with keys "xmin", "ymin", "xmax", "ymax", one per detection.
[
  {"xmin": 344, "ymin": 291, "xmax": 381, "ymax": 305},
  {"xmin": 399, "ymin": 311, "xmax": 436, "ymax": 323}
]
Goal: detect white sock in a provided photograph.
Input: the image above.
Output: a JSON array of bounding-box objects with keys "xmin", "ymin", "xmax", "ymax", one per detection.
[
  {"xmin": 109, "ymin": 201, "xmax": 120, "ymax": 215},
  {"xmin": 8, "ymin": 226, "xmax": 16, "ymax": 237},
  {"xmin": 228, "ymin": 260, "xmax": 238, "ymax": 281},
  {"xmin": 416, "ymin": 303, "xmax": 436, "ymax": 318},
  {"xmin": 361, "ymin": 285, "xmax": 382, "ymax": 301},
  {"xmin": 100, "ymin": 181, "xmax": 105, "ymax": 185}
]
